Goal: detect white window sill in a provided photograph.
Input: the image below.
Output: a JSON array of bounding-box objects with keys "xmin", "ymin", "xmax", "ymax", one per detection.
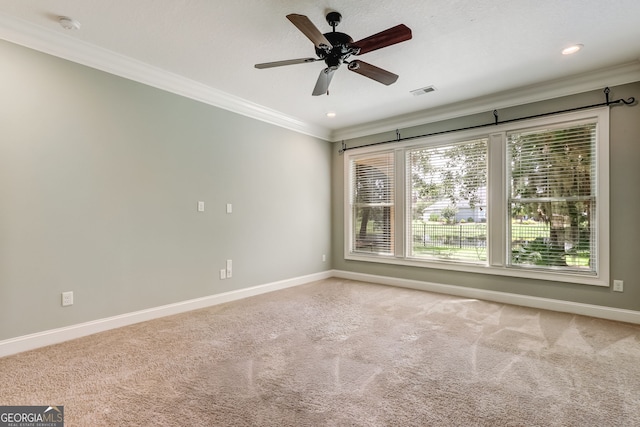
[{"xmin": 344, "ymin": 253, "xmax": 609, "ymax": 287}]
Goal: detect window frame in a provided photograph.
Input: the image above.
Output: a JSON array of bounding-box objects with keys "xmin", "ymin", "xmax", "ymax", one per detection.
[
  {"xmin": 343, "ymin": 108, "xmax": 610, "ymax": 287},
  {"xmin": 405, "ymin": 136, "xmax": 489, "ymax": 264},
  {"xmin": 348, "ymin": 150, "xmax": 397, "ymax": 257}
]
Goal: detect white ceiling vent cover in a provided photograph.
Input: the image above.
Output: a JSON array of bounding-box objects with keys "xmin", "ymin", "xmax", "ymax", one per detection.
[{"xmin": 410, "ymin": 86, "xmax": 436, "ymax": 96}]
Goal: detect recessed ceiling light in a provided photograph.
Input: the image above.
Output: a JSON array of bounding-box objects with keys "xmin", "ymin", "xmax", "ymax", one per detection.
[
  {"xmin": 58, "ymin": 16, "xmax": 81, "ymax": 30},
  {"xmin": 562, "ymin": 44, "xmax": 583, "ymax": 55},
  {"xmin": 326, "ymin": 111, "xmax": 337, "ymax": 118}
]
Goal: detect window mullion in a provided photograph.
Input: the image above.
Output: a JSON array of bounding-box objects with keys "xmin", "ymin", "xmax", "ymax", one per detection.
[
  {"xmin": 488, "ymin": 132, "xmax": 506, "ymax": 267},
  {"xmin": 394, "ymin": 148, "xmax": 405, "ymax": 258}
]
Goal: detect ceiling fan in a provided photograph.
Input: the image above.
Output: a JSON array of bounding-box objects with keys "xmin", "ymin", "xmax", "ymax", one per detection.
[{"xmin": 255, "ymin": 12, "xmax": 412, "ymax": 96}]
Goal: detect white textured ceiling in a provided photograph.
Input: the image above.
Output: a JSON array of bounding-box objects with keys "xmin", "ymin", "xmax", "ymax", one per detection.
[{"xmin": 1, "ymin": 1, "xmax": 640, "ymax": 141}]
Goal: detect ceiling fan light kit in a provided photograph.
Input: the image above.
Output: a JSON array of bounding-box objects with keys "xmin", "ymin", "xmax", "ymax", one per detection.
[{"xmin": 255, "ymin": 11, "xmax": 412, "ymax": 96}]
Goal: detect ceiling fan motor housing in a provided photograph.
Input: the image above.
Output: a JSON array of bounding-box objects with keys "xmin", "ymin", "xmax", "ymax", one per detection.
[{"xmin": 316, "ymin": 31, "xmax": 355, "ymax": 69}]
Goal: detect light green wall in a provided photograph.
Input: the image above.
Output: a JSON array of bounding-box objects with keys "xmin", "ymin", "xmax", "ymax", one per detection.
[
  {"xmin": 332, "ymin": 82, "xmax": 640, "ymax": 311},
  {"xmin": 0, "ymin": 40, "xmax": 332, "ymax": 341},
  {"xmin": 2, "ymin": 38, "xmax": 638, "ymax": 343}
]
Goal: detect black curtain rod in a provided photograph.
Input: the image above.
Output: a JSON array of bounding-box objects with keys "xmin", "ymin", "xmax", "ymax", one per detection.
[{"xmin": 338, "ymin": 87, "xmax": 636, "ymax": 154}]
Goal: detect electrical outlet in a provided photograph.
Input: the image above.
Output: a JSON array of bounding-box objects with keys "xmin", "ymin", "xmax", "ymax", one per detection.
[
  {"xmin": 226, "ymin": 259, "xmax": 232, "ymax": 278},
  {"xmin": 197, "ymin": 201, "xmax": 205, "ymax": 212},
  {"xmin": 61, "ymin": 291, "xmax": 74, "ymax": 306},
  {"xmin": 322, "ymin": 254, "xmax": 326, "ymax": 262},
  {"xmin": 220, "ymin": 269, "xmax": 226, "ymax": 280},
  {"xmin": 613, "ymin": 280, "xmax": 624, "ymax": 292}
]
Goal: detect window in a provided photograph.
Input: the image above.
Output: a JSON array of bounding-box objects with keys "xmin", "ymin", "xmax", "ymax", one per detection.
[
  {"xmin": 507, "ymin": 122, "xmax": 597, "ymax": 273},
  {"xmin": 344, "ymin": 108, "xmax": 609, "ymax": 286},
  {"xmin": 348, "ymin": 151, "xmax": 395, "ymax": 256},
  {"xmin": 408, "ymin": 138, "xmax": 488, "ymax": 263}
]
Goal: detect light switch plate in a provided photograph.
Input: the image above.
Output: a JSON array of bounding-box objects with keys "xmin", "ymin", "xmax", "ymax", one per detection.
[
  {"xmin": 226, "ymin": 259, "xmax": 232, "ymax": 278},
  {"xmin": 613, "ymin": 280, "xmax": 624, "ymax": 292},
  {"xmin": 62, "ymin": 291, "xmax": 74, "ymax": 306}
]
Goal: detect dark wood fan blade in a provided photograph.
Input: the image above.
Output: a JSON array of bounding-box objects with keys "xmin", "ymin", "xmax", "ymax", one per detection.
[
  {"xmin": 351, "ymin": 24, "xmax": 412, "ymax": 55},
  {"xmin": 312, "ymin": 68, "xmax": 336, "ymax": 96},
  {"xmin": 255, "ymin": 58, "xmax": 319, "ymax": 69},
  {"xmin": 286, "ymin": 14, "xmax": 333, "ymax": 49},
  {"xmin": 348, "ymin": 60, "xmax": 398, "ymax": 85}
]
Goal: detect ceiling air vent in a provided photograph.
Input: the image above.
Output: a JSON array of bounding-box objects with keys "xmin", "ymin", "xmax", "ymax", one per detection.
[{"xmin": 410, "ymin": 86, "xmax": 436, "ymax": 96}]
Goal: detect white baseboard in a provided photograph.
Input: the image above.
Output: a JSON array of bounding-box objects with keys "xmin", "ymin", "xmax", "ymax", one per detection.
[
  {"xmin": 3, "ymin": 269, "xmax": 638, "ymax": 358},
  {"xmin": 0, "ymin": 271, "xmax": 332, "ymax": 358},
  {"xmin": 332, "ymin": 270, "xmax": 640, "ymax": 325}
]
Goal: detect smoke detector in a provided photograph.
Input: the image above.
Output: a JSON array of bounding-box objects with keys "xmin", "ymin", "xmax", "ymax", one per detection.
[{"xmin": 58, "ymin": 16, "xmax": 81, "ymax": 30}]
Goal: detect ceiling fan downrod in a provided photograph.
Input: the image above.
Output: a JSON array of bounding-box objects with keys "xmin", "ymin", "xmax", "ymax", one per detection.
[{"xmin": 326, "ymin": 11, "xmax": 342, "ymax": 31}]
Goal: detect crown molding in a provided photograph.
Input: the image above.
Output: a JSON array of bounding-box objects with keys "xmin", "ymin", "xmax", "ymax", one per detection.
[
  {"xmin": 3, "ymin": 12, "xmax": 639, "ymax": 144},
  {"xmin": 0, "ymin": 12, "xmax": 332, "ymax": 141},
  {"xmin": 331, "ymin": 60, "xmax": 640, "ymax": 142}
]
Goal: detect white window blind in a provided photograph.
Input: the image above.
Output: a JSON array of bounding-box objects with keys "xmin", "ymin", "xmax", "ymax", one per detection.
[
  {"xmin": 507, "ymin": 121, "xmax": 597, "ymax": 273},
  {"xmin": 349, "ymin": 151, "xmax": 395, "ymax": 256},
  {"xmin": 407, "ymin": 138, "xmax": 488, "ymax": 263}
]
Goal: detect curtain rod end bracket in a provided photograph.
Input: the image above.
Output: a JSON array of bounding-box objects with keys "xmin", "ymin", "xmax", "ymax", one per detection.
[{"xmin": 621, "ymin": 96, "xmax": 636, "ymax": 106}]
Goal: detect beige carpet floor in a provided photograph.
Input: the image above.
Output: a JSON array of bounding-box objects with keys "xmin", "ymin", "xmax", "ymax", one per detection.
[{"xmin": 1, "ymin": 278, "xmax": 639, "ymax": 426}]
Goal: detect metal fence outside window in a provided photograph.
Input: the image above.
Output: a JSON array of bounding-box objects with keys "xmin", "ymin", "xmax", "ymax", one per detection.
[
  {"xmin": 413, "ymin": 223, "xmax": 487, "ymax": 249},
  {"xmin": 412, "ymin": 222, "xmax": 552, "ymax": 250}
]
